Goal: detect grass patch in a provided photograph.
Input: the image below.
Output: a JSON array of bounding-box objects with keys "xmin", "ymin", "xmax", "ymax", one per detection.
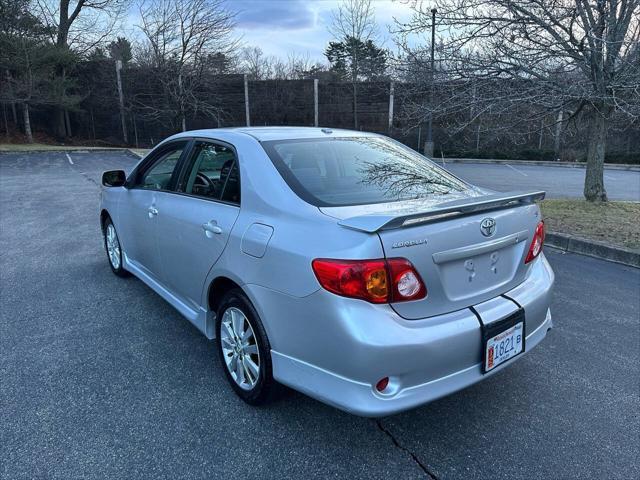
[{"xmin": 540, "ymin": 199, "xmax": 640, "ymax": 250}]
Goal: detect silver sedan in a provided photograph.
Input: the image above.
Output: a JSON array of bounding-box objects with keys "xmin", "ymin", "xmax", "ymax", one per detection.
[{"xmin": 100, "ymin": 127, "xmax": 554, "ymax": 416}]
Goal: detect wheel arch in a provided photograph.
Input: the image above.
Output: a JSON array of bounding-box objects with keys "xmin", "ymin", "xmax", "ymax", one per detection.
[
  {"xmin": 205, "ymin": 275, "xmax": 275, "ymax": 346},
  {"xmin": 208, "ymin": 276, "xmax": 243, "ymax": 313}
]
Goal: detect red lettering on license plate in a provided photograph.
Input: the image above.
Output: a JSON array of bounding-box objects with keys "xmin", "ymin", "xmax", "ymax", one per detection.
[{"xmin": 488, "ymin": 347, "xmax": 494, "ymax": 369}]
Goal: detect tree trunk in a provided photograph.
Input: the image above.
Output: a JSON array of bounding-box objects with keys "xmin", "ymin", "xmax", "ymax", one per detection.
[
  {"xmin": 22, "ymin": 103, "xmax": 33, "ymax": 144},
  {"xmin": 3, "ymin": 103, "xmax": 9, "ymax": 138},
  {"xmin": 65, "ymin": 109, "xmax": 72, "ymax": 137},
  {"xmin": 11, "ymin": 102, "xmax": 17, "ymax": 126},
  {"xmin": 178, "ymin": 72, "xmax": 186, "ymax": 132},
  {"xmin": 55, "ymin": 109, "xmax": 67, "ymax": 139},
  {"xmin": 132, "ymin": 113, "xmax": 139, "ymax": 148},
  {"xmin": 538, "ymin": 118, "xmax": 544, "ymax": 150},
  {"xmin": 554, "ymin": 110, "xmax": 564, "ymax": 159},
  {"xmin": 5, "ymin": 69, "xmax": 18, "ymax": 127},
  {"xmin": 583, "ymin": 109, "xmax": 608, "ymax": 202},
  {"xmin": 90, "ymin": 108, "xmax": 96, "ymax": 140},
  {"xmin": 54, "ymin": 66, "xmax": 68, "ymax": 139}
]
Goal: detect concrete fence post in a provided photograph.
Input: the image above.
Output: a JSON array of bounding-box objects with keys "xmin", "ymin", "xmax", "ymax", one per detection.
[
  {"xmin": 115, "ymin": 59, "xmax": 128, "ymax": 144},
  {"xmin": 388, "ymin": 81, "xmax": 394, "ymax": 131},
  {"xmin": 314, "ymin": 79, "xmax": 319, "ymax": 127},
  {"xmin": 244, "ymin": 74, "xmax": 250, "ymax": 127}
]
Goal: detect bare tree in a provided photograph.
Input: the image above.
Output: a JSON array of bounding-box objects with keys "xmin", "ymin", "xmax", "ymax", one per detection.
[
  {"xmin": 136, "ymin": 0, "xmax": 236, "ymax": 131},
  {"xmin": 33, "ymin": 1, "xmax": 128, "ymax": 138},
  {"xmin": 34, "ymin": 1, "xmax": 127, "ymax": 52},
  {"xmin": 396, "ymin": 0, "xmax": 640, "ymax": 202},
  {"xmin": 285, "ymin": 52, "xmax": 315, "ymax": 79},
  {"xmin": 241, "ymin": 46, "xmax": 272, "ymax": 80},
  {"xmin": 328, "ymin": 0, "xmax": 378, "ymax": 129}
]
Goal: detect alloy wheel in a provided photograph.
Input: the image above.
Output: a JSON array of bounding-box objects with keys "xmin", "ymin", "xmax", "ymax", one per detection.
[
  {"xmin": 220, "ymin": 307, "xmax": 261, "ymax": 390},
  {"xmin": 105, "ymin": 223, "xmax": 121, "ymax": 269}
]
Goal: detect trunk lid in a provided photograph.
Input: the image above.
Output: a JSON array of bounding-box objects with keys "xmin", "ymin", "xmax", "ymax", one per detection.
[{"xmin": 322, "ymin": 191, "xmax": 544, "ymax": 319}]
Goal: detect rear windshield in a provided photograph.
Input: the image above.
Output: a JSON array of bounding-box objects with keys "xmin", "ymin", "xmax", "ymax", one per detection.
[{"xmin": 261, "ymin": 137, "xmax": 470, "ymax": 207}]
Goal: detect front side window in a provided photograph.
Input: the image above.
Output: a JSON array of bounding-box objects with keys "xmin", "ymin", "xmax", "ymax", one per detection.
[
  {"xmin": 262, "ymin": 137, "xmax": 470, "ymax": 207},
  {"xmin": 139, "ymin": 145, "xmax": 185, "ymax": 190},
  {"xmin": 183, "ymin": 142, "xmax": 240, "ymax": 204}
]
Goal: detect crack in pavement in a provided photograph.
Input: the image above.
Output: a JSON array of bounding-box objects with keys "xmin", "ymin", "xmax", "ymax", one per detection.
[
  {"xmin": 376, "ymin": 419, "xmax": 439, "ymax": 479},
  {"xmin": 65, "ymin": 153, "xmax": 101, "ymax": 188}
]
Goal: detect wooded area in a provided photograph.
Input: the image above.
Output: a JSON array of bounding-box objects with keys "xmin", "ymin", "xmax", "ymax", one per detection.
[{"xmin": 1, "ymin": 0, "xmax": 639, "ymax": 201}]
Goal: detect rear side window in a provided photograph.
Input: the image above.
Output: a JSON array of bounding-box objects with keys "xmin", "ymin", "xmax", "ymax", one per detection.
[{"xmin": 262, "ymin": 137, "xmax": 469, "ymax": 207}]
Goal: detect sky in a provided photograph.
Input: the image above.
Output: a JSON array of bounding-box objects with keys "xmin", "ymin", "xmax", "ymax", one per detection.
[{"xmin": 227, "ymin": 0, "xmax": 417, "ymax": 62}]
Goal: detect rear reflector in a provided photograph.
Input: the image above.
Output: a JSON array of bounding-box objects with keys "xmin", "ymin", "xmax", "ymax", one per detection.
[
  {"xmin": 376, "ymin": 377, "xmax": 389, "ymax": 392},
  {"xmin": 525, "ymin": 220, "xmax": 545, "ymax": 263},
  {"xmin": 312, "ymin": 258, "xmax": 426, "ymax": 304}
]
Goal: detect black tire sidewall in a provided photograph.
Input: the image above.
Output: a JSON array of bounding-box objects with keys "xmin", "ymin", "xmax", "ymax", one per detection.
[{"xmin": 215, "ymin": 289, "xmax": 273, "ymax": 405}]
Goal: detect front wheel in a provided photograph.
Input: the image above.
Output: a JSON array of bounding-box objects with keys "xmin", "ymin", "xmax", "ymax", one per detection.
[
  {"xmin": 103, "ymin": 218, "xmax": 129, "ymax": 277},
  {"xmin": 216, "ymin": 289, "xmax": 275, "ymax": 405}
]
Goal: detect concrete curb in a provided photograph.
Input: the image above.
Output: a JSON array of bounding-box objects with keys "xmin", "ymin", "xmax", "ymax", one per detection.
[
  {"xmin": 0, "ymin": 147, "xmax": 129, "ymax": 154},
  {"xmin": 0, "ymin": 147, "xmax": 145, "ymax": 161},
  {"xmin": 546, "ymin": 231, "xmax": 640, "ymax": 268},
  {"xmin": 442, "ymin": 158, "xmax": 639, "ymax": 171}
]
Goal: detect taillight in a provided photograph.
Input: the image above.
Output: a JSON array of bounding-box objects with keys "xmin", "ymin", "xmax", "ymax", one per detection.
[
  {"xmin": 525, "ymin": 220, "xmax": 545, "ymax": 264},
  {"xmin": 386, "ymin": 258, "xmax": 426, "ymax": 301},
  {"xmin": 311, "ymin": 258, "xmax": 426, "ymax": 303}
]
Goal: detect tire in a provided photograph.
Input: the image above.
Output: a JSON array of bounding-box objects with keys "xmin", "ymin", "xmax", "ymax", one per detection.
[
  {"xmin": 215, "ymin": 288, "xmax": 275, "ymax": 405},
  {"xmin": 103, "ymin": 217, "xmax": 129, "ymax": 277}
]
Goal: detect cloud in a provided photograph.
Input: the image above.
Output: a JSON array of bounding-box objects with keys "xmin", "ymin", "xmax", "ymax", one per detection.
[
  {"xmin": 231, "ymin": 0, "xmax": 316, "ymax": 30},
  {"xmin": 226, "ymin": 0, "xmax": 417, "ymax": 61}
]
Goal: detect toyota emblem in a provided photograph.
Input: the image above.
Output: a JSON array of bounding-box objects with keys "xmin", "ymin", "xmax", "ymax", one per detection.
[{"xmin": 480, "ymin": 218, "xmax": 496, "ymax": 237}]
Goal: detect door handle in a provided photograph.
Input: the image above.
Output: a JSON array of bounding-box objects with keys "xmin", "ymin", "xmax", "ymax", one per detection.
[
  {"xmin": 148, "ymin": 206, "xmax": 158, "ymax": 218},
  {"xmin": 202, "ymin": 221, "xmax": 223, "ymax": 236}
]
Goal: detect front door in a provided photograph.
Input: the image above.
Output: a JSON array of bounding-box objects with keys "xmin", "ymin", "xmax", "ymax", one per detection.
[
  {"xmin": 155, "ymin": 140, "xmax": 241, "ymax": 310},
  {"xmin": 119, "ymin": 142, "xmax": 188, "ymax": 278}
]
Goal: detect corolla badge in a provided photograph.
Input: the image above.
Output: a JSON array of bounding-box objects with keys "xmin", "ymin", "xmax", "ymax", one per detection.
[
  {"xmin": 392, "ymin": 238, "xmax": 428, "ymax": 249},
  {"xmin": 480, "ymin": 218, "xmax": 496, "ymax": 237}
]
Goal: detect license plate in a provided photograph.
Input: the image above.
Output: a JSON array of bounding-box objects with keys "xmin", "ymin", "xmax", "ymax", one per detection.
[{"xmin": 484, "ymin": 321, "xmax": 524, "ymax": 372}]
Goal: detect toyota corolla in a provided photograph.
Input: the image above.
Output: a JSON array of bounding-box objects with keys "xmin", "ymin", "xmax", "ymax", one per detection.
[{"xmin": 100, "ymin": 127, "xmax": 554, "ymax": 416}]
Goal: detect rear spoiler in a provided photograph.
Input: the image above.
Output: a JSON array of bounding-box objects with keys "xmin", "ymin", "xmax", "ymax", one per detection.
[{"xmin": 338, "ymin": 190, "xmax": 545, "ymax": 233}]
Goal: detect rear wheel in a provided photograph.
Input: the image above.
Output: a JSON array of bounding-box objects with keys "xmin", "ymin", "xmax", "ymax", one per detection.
[
  {"xmin": 216, "ymin": 289, "xmax": 274, "ymax": 405},
  {"xmin": 103, "ymin": 218, "xmax": 129, "ymax": 277}
]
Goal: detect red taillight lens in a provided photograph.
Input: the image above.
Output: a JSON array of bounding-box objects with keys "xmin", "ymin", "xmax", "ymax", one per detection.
[
  {"xmin": 525, "ymin": 220, "xmax": 545, "ymax": 264},
  {"xmin": 311, "ymin": 258, "xmax": 426, "ymax": 303}
]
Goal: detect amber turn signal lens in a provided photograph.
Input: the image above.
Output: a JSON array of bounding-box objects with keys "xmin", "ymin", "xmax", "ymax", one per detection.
[{"xmin": 365, "ymin": 269, "xmax": 388, "ymax": 300}]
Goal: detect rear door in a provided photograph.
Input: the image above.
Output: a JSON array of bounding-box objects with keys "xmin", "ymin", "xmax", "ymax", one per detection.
[
  {"xmin": 119, "ymin": 141, "xmax": 188, "ymax": 278},
  {"xmin": 155, "ymin": 140, "xmax": 241, "ymax": 310}
]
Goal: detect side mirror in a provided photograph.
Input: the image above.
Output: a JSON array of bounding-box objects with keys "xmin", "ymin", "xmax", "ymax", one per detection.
[{"xmin": 102, "ymin": 170, "xmax": 127, "ymax": 187}]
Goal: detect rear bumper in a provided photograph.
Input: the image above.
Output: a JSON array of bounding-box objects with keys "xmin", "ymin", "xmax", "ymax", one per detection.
[{"xmin": 245, "ymin": 253, "xmax": 554, "ymax": 417}]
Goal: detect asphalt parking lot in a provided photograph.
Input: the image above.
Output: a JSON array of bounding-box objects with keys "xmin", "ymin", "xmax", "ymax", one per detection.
[
  {"xmin": 1, "ymin": 151, "xmax": 639, "ymax": 479},
  {"xmin": 442, "ymin": 161, "xmax": 640, "ymax": 201}
]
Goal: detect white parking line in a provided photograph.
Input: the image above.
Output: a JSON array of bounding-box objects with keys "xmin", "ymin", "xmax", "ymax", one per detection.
[
  {"xmin": 66, "ymin": 153, "xmax": 74, "ymax": 165},
  {"xmin": 504, "ymin": 163, "xmax": 528, "ymax": 176}
]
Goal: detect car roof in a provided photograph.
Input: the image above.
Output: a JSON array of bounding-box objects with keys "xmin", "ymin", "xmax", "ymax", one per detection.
[{"xmin": 165, "ymin": 126, "xmax": 380, "ymax": 143}]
